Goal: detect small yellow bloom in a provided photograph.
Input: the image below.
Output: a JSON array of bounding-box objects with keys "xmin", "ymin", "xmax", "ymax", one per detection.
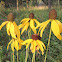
[
  {"xmin": 0, "ymin": 13, "xmax": 20, "ymax": 39},
  {"xmin": 22, "ymin": 34, "xmax": 46, "ymax": 55},
  {"xmin": 7, "ymin": 38, "xmax": 23, "ymax": 51},
  {"xmin": 35, "ymin": 9, "xmax": 62, "ymax": 40},
  {"xmin": 19, "ymin": 13, "xmax": 40, "ymax": 34}
]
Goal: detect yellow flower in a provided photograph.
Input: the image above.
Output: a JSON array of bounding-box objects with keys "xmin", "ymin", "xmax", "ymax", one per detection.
[
  {"xmin": 22, "ymin": 34, "xmax": 46, "ymax": 55},
  {"xmin": 35, "ymin": 9, "xmax": 62, "ymax": 40},
  {"xmin": 19, "ymin": 13, "xmax": 40, "ymax": 34},
  {"xmin": 0, "ymin": 13, "xmax": 20, "ymax": 39},
  {"xmin": 7, "ymin": 38, "xmax": 23, "ymax": 51}
]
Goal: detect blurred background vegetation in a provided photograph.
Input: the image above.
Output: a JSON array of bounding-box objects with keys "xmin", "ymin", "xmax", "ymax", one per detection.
[{"xmin": 0, "ymin": 0, "xmax": 62, "ymax": 62}]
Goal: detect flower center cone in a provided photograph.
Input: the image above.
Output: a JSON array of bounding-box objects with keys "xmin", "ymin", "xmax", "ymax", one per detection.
[
  {"xmin": 49, "ymin": 9, "xmax": 57, "ymax": 19},
  {"xmin": 32, "ymin": 34, "xmax": 41, "ymax": 40}
]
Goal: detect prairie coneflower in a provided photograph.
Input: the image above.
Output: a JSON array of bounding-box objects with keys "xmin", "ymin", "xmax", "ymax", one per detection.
[
  {"xmin": 35, "ymin": 9, "xmax": 62, "ymax": 40},
  {"xmin": 7, "ymin": 38, "xmax": 23, "ymax": 51},
  {"xmin": 0, "ymin": 13, "xmax": 20, "ymax": 39},
  {"xmin": 22, "ymin": 34, "xmax": 46, "ymax": 55},
  {"xmin": 19, "ymin": 13, "xmax": 40, "ymax": 34}
]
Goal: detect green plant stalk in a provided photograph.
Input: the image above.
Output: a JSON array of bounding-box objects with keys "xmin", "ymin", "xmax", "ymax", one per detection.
[
  {"xmin": 17, "ymin": 51, "xmax": 18, "ymax": 62},
  {"xmin": 0, "ymin": 46, "xmax": 2, "ymax": 62},
  {"xmin": 9, "ymin": 37, "xmax": 12, "ymax": 62},
  {"xmin": 13, "ymin": 51, "xmax": 14, "ymax": 62},
  {"xmin": 0, "ymin": 55, "xmax": 1, "ymax": 62},
  {"xmin": 12, "ymin": 39, "xmax": 14, "ymax": 62},
  {"xmin": 44, "ymin": 27, "xmax": 51, "ymax": 62},
  {"xmin": 11, "ymin": 48, "xmax": 12, "ymax": 62},
  {"xmin": 32, "ymin": 51, "xmax": 35, "ymax": 62},
  {"xmin": 25, "ymin": 48, "xmax": 29, "ymax": 62},
  {"xmin": 25, "ymin": 28, "xmax": 31, "ymax": 62}
]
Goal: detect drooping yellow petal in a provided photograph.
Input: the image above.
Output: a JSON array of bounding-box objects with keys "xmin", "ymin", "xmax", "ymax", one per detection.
[
  {"xmin": 40, "ymin": 20, "xmax": 50, "ymax": 37},
  {"xmin": 31, "ymin": 41, "xmax": 35, "ymax": 53},
  {"xmin": 22, "ymin": 39, "xmax": 32, "ymax": 45},
  {"xmin": 56, "ymin": 20, "xmax": 62, "ymax": 33},
  {"xmin": 14, "ymin": 40, "xmax": 19, "ymax": 51},
  {"xmin": 6, "ymin": 22, "xmax": 10, "ymax": 36},
  {"xmin": 10, "ymin": 22, "xmax": 16, "ymax": 39},
  {"xmin": 32, "ymin": 40, "xmax": 36, "ymax": 53},
  {"xmin": 13, "ymin": 21, "xmax": 20, "ymax": 38},
  {"xmin": 7, "ymin": 39, "xmax": 12, "ymax": 50},
  {"xmin": 21, "ymin": 22, "xmax": 29, "ymax": 34},
  {"xmin": 33, "ymin": 19, "xmax": 40, "ymax": 25},
  {"xmin": 37, "ymin": 40, "xmax": 46, "ymax": 49},
  {"xmin": 0, "ymin": 21, "xmax": 8, "ymax": 30},
  {"xmin": 37, "ymin": 40, "xmax": 44, "ymax": 54},
  {"xmin": 30, "ymin": 19, "xmax": 36, "ymax": 34},
  {"xmin": 18, "ymin": 24, "xmax": 23, "ymax": 29},
  {"xmin": 26, "ymin": 40, "xmax": 32, "ymax": 49},
  {"xmin": 38, "ymin": 24, "xmax": 44, "ymax": 34},
  {"xmin": 20, "ymin": 18, "xmax": 30, "ymax": 23},
  {"xmin": 11, "ymin": 41, "xmax": 14, "ymax": 52},
  {"xmin": 25, "ymin": 23, "xmax": 29, "ymax": 31},
  {"xmin": 51, "ymin": 20, "xmax": 62, "ymax": 40},
  {"xmin": 19, "ymin": 39, "xmax": 23, "ymax": 49}
]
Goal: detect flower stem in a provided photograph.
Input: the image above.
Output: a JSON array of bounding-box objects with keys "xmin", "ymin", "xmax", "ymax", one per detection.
[
  {"xmin": 17, "ymin": 51, "xmax": 18, "ymax": 62},
  {"xmin": 25, "ymin": 48, "xmax": 29, "ymax": 62},
  {"xmin": 44, "ymin": 27, "xmax": 51, "ymax": 62},
  {"xmin": 25, "ymin": 28, "xmax": 31, "ymax": 62},
  {"xmin": 32, "ymin": 51, "xmax": 35, "ymax": 62},
  {"xmin": 12, "ymin": 39, "xmax": 14, "ymax": 62},
  {"xmin": 13, "ymin": 51, "xmax": 14, "ymax": 62}
]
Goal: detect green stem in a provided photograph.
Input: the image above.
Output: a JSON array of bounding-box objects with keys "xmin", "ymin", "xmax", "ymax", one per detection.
[
  {"xmin": 12, "ymin": 39, "xmax": 14, "ymax": 62},
  {"xmin": 11, "ymin": 49, "xmax": 12, "ymax": 62},
  {"xmin": 13, "ymin": 51, "xmax": 14, "ymax": 62},
  {"xmin": 0, "ymin": 55, "xmax": 1, "ymax": 62},
  {"xmin": 44, "ymin": 27, "xmax": 51, "ymax": 62},
  {"xmin": 17, "ymin": 51, "xmax": 18, "ymax": 62},
  {"xmin": 25, "ymin": 48, "xmax": 29, "ymax": 62},
  {"xmin": 25, "ymin": 28, "xmax": 31, "ymax": 62},
  {"xmin": 32, "ymin": 51, "xmax": 35, "ymax": 62}
]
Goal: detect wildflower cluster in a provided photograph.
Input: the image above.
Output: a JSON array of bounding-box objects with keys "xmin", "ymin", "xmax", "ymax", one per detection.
[{"xmin": 0, "ymin": 9, "xmax": 62, "ymax": 62}]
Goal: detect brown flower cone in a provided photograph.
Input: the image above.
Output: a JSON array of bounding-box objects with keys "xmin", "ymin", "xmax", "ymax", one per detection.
[
  {"xmin": 29, "ymin": 13, "xmax": 34, "ymax": 19},
  {"xmin": 49, "ymin": 9, "xmax": 57, "ymax": 19},
  {"xmin": 7, "ymin": 13, "xmax": 15, "ymax": 22},
  {"xmin": 32, "ymin": 34, "xmax": 41, "ymax": 40}
]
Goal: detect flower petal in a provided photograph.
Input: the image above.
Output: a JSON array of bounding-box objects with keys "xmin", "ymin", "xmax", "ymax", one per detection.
[
  {"xmin": 33, "ymin": 19, "xmax": 40, "ymax": 25},
  {"xmin": 31, "ymin": 41, "xmax": 35, "ymax": 53},
  {"xmin": 7, "ymin": 39, "xmax": 12, "ymax": 50},
  {"xmin": 14, "ymin": 40, "xmax": 19, "ymax": 51},
  {"xmin": 22, "ymin": 39, "xmax": 32, "ymax": 45},
  {"xmin": 19, "ymin": 39, "xmax": 23, "ymax": 49},
  {"xmin": 30, "ymin": 19, "xmax": 36, "ymax": 34},
  {"xmin": 37, "ymin": 40, "xmax": 44, "ymax": 55},
  {"xmin": 21, "ymin": 22, "xmax": 29, "ymax": 34},
  {"xmin": 10, "ymin": 22, "xmax": 16, "ymax": 39},
  {"xmin": 26, "ymin": 40, "xmax": 32, "ymax": 49},
  {"xmin": 20, "ymin": 18, "xmax": 30, "ymax": 23},
  {"xmin": 0, "ymin": 21, "xmax": 8, "ymax": 30},
  {"xmin": 6, "ymin": 22, "xmax": 10, "ymax": 36},
  {"xmin": 51, "ymin": 20, "xmax": 62, "ymax": 40},
  {"xmin": 40, "ymin": 20, "xmax": 50, "ymax": 37},
  {"xmin": 56, "ymin": 20, "xmax": 62, "ymax": 33},
  {"xmin": 13, "ymin": 22, "xmax": 20, "ymax": 38},
  {"xmin": 37, "ymin": 40, "xmax": 46, "ymax": 49},
  {"xmin": 11, "ymin": 41, "xmax": 14, "ymax": 52}
]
